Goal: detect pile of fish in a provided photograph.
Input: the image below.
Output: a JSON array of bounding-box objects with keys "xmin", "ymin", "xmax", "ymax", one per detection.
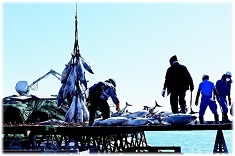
[
  {"xmin": 56, "ymin": 13, "xmax": 93, "ymax": 124},
  {"xmin": 37, "ymin": 100, "xmax": 197, "ymax": 126},
  {"xmin": 92, "ymin": 102, "xmax": 198, "ymax": 126}
]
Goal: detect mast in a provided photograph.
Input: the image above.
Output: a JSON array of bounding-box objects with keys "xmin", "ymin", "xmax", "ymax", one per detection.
[{"xmin": 72, "ymin": 2, "xmax": 81, "ymax": 63}]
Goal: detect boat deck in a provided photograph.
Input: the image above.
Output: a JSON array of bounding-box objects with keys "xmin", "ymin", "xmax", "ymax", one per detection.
[{"xmin": 3, "ymin": 123, "xmax": 233, "ymax": 153}]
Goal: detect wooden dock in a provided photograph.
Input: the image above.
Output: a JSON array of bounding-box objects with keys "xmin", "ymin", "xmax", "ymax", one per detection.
[{"xmin": 2, "ymin": 123, "xmax": 232, "ymax": 154}]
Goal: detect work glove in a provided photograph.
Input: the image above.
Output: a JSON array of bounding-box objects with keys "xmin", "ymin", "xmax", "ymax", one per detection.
[
  {"xmin": 161, "ymin": 90, "xmax": 166, "ymax": 97},
  {"xmin": 228, "ymin": 97, "xmax": 232, "ymax": 106},
  {"xmin": 116, "ymin": 104, "xmax": 121, "ymax": 112}
]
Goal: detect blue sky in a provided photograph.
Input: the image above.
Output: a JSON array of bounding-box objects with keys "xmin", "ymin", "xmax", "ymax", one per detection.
[{"xmin": 1, "ymin": 1, "xmax": 234, "ymax": 120}]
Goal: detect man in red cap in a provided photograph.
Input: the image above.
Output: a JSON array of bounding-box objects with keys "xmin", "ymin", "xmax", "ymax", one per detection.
[{"xmin": 162, "ymin": 55, "xmax": 194, "ymax": 114}]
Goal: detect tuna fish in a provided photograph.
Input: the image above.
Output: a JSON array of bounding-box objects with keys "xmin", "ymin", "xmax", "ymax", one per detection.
[
  {"xmin": 145, "ymin": 101, "xmax": 161, "ymax": 118},
  {"xmin": 111, "ymin": 102, "xmax": 132, "ymax": 117},
  {"xmin": 59, "ymin": 104, "xmax": 69, "ymax": 113},
  {"xmin": 121, "ymin": 110, "xmax": 149, "ymax": 119},
  {"xmin": 154, "ymin": 100, "xmax": 163, "ymax": 107},
  {"xmin": 64, "ymin": 94, "xmax": 87, "ymax": 124},
  {"xmin": 153, "ymin": 111, "xmax": 173, "ymax": 119},
  {"xmin": 75, "ymin": 96, "xmax": 83, "ymax": 123},
  {"xmin": 148, "ymin": 118, "xmax": 171, "ymax": 125},
  {"xmin": 76, "ymin": 57, "xmax": 87, "ymax": 89},
  {"xmin": 61, "ymin": 59, "xmax": 72, "ymax": 84},
  {"xmin": 81, "ymin": 57, "xmax": 94, "ymax": 74},
  {"xmin": 124, "ymin": 117, "xmax": 153, "ymax": 126},
  {"xmin": 63, "ymin": 66, "xmax": 76, "ymax": 100},
  {"xmin": 98, "ymin": 117, "xmax": 129, "ymax": 126},
  {"xmin": 161, "ymin": 114, "xmax": 197, "ymax": 125},
  {"xmin": 65, "ymin": 95, "xmax": 77, "ymax": 122},
  {"xmin": 92, "ymin": 118, "xmax": 103, "ymax": 126},
  {"xmin": 80, "ymin": 96, "xmax": 89, "ymax": 122},
  {"xmin": 57, "ymin": 83, "xmax": 65, "ymax": 107}
]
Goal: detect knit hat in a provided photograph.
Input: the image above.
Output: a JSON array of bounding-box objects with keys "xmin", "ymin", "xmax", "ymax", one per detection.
[{"xmin": 169, "ymin": 55, "xmax": 178, "ymax": 63}]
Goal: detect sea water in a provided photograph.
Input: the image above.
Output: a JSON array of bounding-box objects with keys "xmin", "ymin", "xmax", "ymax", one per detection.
[{"xmin": 145, "ymin": 130, "xmax": 234, "ymax": 154}]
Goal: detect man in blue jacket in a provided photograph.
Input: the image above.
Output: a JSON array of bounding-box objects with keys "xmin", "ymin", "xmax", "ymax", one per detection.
[
  {"xmin": 216, "ymin": 71, "xmax": 232, "ymax": 123},
  {"xmin": 162, "ymin": 55, "xmax": 194, "ymax": 114},
  {"xmin": 195, "ymin": 74, "xmax": 220, "ymax": 124},
  {"xmin": 87, "ymin": 78, "xmax": 120, "ymax": 126}
]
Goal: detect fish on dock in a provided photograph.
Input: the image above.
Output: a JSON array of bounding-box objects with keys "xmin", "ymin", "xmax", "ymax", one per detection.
[
  {"xmin": 153, "ymin": 111, "xmax": 173, "ymax": 119},
  {"xmin": 161, "ymin": 113, "xmax": 197, "ymax": 125},
  {"xmin": 97, "ymin": 116, "xmax": 129, "ymax": 126},
  {"xmin": 111, "ymin": 102, "xmax": 132, "ymax": 117},
  {"xmin": 121, "ymin": 110, "xmax": 149, "ymax": 119},
  {"xmin": 124, "ymin": 117, "xmax": 153, "ymax": 126}
]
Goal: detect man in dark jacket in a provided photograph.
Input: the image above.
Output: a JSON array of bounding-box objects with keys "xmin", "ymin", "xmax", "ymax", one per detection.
[
  {"xmin": 162, "ymin": 55, "xmax": 194, "ymax": 113},
  {"xmin": 87, "ymin": 78, "xmax": 120, "ymax": 126}
]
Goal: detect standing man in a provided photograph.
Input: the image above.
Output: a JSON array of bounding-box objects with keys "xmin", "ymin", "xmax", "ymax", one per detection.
[
  {"xmin": 162, "ymin": 55, "xmax": 194, "ymax": 114},
  {"xmin": 195, "ymin": 74, "xmax": 220, "ymax": 124},
  {"xmin": 215, "ymin": 71, "xmax": 232, "ymax": 123},
  {"xmin": 87, "ymin": 78, "xmax": 120, "ymax": 126}
]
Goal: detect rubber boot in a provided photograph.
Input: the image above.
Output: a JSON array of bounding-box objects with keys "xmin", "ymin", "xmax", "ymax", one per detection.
[
  {"xmin": 214, "ymin": 114, "xmax": 219, "ymax": 124},
  {"xmin": 89, "ymin": 120, "xmax": 94, "ymax": 126},
  {"xmin": 199, "ymin": 116, "xmax": 204, "ymax": 124},
  {"xmin": 222, "ymin": 114, "xmax": 230, "ymax": 123}
]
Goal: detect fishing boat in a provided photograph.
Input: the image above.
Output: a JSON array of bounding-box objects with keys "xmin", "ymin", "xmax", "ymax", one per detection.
[{"xmin": 2, "ymin": 4, "xmax": 232, "ymax": 154}]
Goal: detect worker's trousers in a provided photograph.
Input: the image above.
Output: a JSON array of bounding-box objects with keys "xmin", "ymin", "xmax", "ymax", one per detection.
[
  {"xmin": 170, "ymin": 90, "xmax": 187, "ymax": 114},
  {"xmin": 89, "ymin": 98, "xmax": 110, "ymax": 126},
  {"xmin": 219, "ymin": 96, "xmax": 229, "ymax": 114},
  {"xmin": 199, "ymin": 95, "xmax": 218, "ymax": 116}
]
